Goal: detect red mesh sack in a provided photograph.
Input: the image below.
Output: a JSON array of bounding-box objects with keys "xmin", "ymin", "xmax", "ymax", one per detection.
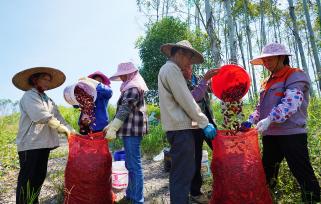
[
  {"xmin": 210, "ymin": 129, "xmax": 272, "ymax": 204},
  {"xmin": 211, "ymin": 64, "xmax": 251, "ymax": 102},
  {"xmin": 64, "ymin": 132, "xmax": 114, "ymax": 204}
]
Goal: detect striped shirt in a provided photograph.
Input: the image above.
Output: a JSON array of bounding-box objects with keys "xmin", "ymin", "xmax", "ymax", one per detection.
[{"xmin": 115, "ymin": 87, "xmax": 148, "ymax": 137}]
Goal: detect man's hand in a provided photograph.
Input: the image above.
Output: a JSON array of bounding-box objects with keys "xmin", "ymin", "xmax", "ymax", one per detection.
[
  {"xmin": 203, "ymin": 123, "xmax": 217, "ymax": 140},
  {"xmin": 204, "ymin": 69, "xmax": 220, "ymax": 81}
]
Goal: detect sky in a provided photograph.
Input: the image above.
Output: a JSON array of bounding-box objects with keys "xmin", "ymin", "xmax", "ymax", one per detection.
[{"xmin": 0, "ymin": 0, "xmax": 146, "ymax": 106}]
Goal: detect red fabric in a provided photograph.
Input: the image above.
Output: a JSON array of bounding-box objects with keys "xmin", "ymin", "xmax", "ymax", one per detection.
[
  {"xmin": 211, "ymin": 64, "xmax": 251, "ymax": 102},
  {"xmin": 64, "ymin": 132, "xmax": 114, "ymax": 204},
  {"xmin": 210, "ymin": 129, "xmax": 272, "ymax": 204}
]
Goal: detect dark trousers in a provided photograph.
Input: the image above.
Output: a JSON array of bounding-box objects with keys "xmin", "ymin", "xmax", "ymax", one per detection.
[
  {"xmin": 167, "ymin": 129, "xmax": 195, "ymax": 204},
  {"xmin": 190, "ymin": 128, "xmax": 213, "ymax": 196},
  {"xmin": 16, "ymin": 148, "xmax": 50, "ymax": 204},
  {"xmin": 262, "ymin": 134, "xmax": 320, "ymax": 202}
]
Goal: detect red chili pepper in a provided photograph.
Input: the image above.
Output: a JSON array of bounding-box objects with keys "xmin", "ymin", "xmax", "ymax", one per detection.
[{"xmin": 74, "ymin": 85, "xmax": 96, "ymax": 134}]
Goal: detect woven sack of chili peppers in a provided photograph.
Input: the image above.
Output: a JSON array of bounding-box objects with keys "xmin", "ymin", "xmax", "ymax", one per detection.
[
  {"xmin": 210, "ymin": 129, "xmax": 272, "ymax": 204},
  {"xmin": 64, "ymin": 132, "xmax": 114, "ymax": 204}
]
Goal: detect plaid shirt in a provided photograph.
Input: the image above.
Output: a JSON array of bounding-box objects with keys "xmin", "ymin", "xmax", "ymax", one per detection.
[{"xmin": 115, "ymin": 87, "xmax": 148, "ymax": 137}]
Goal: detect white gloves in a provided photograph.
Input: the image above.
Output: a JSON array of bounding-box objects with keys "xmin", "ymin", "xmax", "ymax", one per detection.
[
  {"xmin": 48, "ymin": 117, "xmax": 71, "ymax": 137},
  {"xmin": 256, "ymin": 117, "xmax": 272, "ymax": 133},
  {"xmin": 103, "ymin": 118, "xmax": 124, "ymax": 140}
]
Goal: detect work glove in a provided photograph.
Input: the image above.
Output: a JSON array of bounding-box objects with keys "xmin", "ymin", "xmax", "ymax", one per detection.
[
  {"xmin": 103, "ymin": 118, "xmax": 124, "ymax": 140},
  {"xmin": 240, "ymin": 121, "xmax": 252, "ymax": 132},
  {"xmin": 256, "ymin": 117, "xmax": 272, "ymax": 133},
  {"xmin": 79, "ymin": 77, "xmax": 100, "ymax": 87},
  {"xmin": 57, "ymin": 125, "xmax": 71, "ymax": 137},
  {"xmin": 48, "ymin": 117, "xmax": 71, "ymax": 138},
  {"xmin": 202, "ymin": 123, "xmax": 217, "ymax": 140}
]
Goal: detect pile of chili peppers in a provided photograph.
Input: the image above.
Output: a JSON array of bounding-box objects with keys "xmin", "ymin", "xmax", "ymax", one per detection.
[
  {"xmin": 74, "ymin": 85, "xmax": 96, "ymax": 134},
  {"xmin": 221, "ymin": 82, "xmax": 247, "ymax": 135}
]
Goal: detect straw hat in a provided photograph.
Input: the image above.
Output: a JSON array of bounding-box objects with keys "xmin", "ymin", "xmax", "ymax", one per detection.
[
  {"xmin": 88, "ymin": 71, "xmax": 111, "ymax": 86},
  {"xmin": 109, "ymin": 62, "xmax": 138, "ymax": 81},
  {"xmin": 160, "ymin": 40, "xmax": 204, "ymax": 64},
  {"xmin": 12, "ymin": 67, "xmax": 66, "ymax": 91},
  {"xmin": 250, "ymin": 43, "xmax": 292, "ymax": 65}
]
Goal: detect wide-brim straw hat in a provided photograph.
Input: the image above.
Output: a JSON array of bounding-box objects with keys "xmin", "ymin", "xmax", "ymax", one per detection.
[
  {"xmin": 88, "ymin": 71, "xmax": 111, "ymax": 86},
  {"xmin": 109, "ymin": 62, "xmax": 138, "ymax": 81},
  {"xmin": 250, "ymin": 42, "xmax": 292, "ymax": 65},
  {"xmin": 12, "ymin": 67, "xmax": 66, "ymax": 91},
  {"xmin": 160, "ymin": 40, "xmax": 204, "ymax": 64}
]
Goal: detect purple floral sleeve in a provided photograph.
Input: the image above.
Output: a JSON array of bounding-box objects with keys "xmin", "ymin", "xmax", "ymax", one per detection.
[
  {"xmin": 269, "ymin": 88, "xmax": 303, "ymax": 123},
  {"xmin": 248, "ymin": 107, "xmax": 260, "ymax": 125},
  {"xmin": 191, "ymin": 79, "xmax": 208, "ymax": 102}
]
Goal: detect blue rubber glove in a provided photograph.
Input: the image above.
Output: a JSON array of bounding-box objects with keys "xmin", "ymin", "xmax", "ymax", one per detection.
[
  {"xmin": 203, "ymin": 123, "xmax": 217, "ymax": 140},
  {"xmin": 240, "ymin": 121, "xmax": 252, "ymax": 132}
]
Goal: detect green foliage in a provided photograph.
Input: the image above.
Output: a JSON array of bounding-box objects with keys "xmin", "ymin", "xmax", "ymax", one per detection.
[
  {"xmin": 136, "ymin": 17, "xmax": 209, "ymax": 91},
  {"xmin": 0, "ymin": 113, "xmax": 19, "ymax": 177},
  {"xmin": 58, "ymin": 106, "xmax": 80, "ymax": 131},
  {"xmin": 141, "ymin": 124, "xmax": 167, "ymax": 158},
  {"xmin": 146, "ymin": 104, "xmax": 161, "ymax": 118}
]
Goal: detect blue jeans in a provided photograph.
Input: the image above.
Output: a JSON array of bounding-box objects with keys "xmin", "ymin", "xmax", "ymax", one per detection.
[{"xmin": 122, "ymin": 136, "xmax": 144, "ymax": 204}]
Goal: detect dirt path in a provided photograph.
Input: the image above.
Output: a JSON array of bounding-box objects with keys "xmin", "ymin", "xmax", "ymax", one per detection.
[{"xmin": 0, "ymin": 138, "xmax": 171, "ymax": 204}]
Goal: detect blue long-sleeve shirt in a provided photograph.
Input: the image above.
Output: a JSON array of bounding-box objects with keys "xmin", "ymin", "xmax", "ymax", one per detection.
[{"xmin": 92, "ymin": 83, "xmax": 113, "ymax": 131}]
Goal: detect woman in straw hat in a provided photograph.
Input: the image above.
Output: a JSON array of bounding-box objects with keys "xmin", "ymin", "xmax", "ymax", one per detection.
[
  {"xmin": 158, "ymin": 40, "xmax": 216, "ymax": 203},
  {"xmin": 103, "ymin": 62, "xmax": 148, "ymax": 204},
  {"xmin": 12, "ymin": 67, "xmax": 74, "ymax": 204},
  {"xmin": 241, "ymin": 42, "xmax": 320, "ymax": 202}
]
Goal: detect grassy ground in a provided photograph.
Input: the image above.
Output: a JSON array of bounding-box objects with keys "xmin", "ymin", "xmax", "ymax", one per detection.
[{"xmin": 0, "ymin": 100, "xmax": 320, "ymax": 203}]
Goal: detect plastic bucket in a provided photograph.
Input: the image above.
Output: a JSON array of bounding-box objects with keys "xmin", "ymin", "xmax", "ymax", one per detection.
[
  {"xmin": 211, "ymin": 64, "xmax": 251, "ymax": 102},
  {"xmin": 113, "ymin": 150, "xmax": 126, "ymax": 161},
  {"xmin": 201, "ymin": 150, "xmax": 210, "ymax": 177},
  {"xmin": 112, "ymin": 161, "xmax": 128, "ymax": 189},
  {"xmin": 163, "ymin": 148, "xmax": 171, "ymax": 172},
  {"xmin": 63, "ymin": 81, "xmax": 97, "ymax": 105}
]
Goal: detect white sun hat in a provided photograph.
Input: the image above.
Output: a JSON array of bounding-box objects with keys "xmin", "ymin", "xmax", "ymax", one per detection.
[{"xmin": 250, "ymin": 43, "xmax": 292, "ymax": 65}]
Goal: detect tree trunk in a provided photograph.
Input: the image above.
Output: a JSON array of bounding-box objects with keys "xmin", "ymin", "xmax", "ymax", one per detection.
[
  {"xmin": 204, "ymin": 0, "xmax": 221, "ymax": 67},
  {"xmin": 316, "ymin": 0, "xmax": 321, "ymax": 35},
  {"xmin": 269, "ymin": 0, "xmax": 278, "ymax": 42},
  {"xmin": 236, "ymin": 21, "xmax": 253, "ymax": 102},
  {"xmin": 162, "ymin": 0, "xmax": 165, "ymax": 18},
  {"xmin": 292, "ymin": 36, "xmax": 300, "ymax": 68},
  {"xmin": 302, "ymin": 0, "xmax": 321, "ymax": 91},
  {"xmin": 156, "ymin": 0, "xmax": 160, "ymax": 21},
  {"xmin": 166, "ymin": 0, "xmax": 169, "ymax": 16},
  {"xmin": 187, "ymin": 0, "xmax": 191, "ymax": 26},
  {"xmin": 243, "ymin": 0, "xmax": 257, "ymax": 95},
  {"xmin": 195, "ymin": 0, "xmax": 201, "ymax": 29},
  {"xmin": 304, "ymin": 24, "xmax": 320, "ymax": 96},
  {"xmin": 223, "ymin": 0, "xmax": 237, "ymax": 64},
  {"xmin": 260, "ymin": 0, "xmax": 267, "ymax": 49},
  {"xmin": 288, "ymin": 0, "xmax": 314, "ymax": 95}
]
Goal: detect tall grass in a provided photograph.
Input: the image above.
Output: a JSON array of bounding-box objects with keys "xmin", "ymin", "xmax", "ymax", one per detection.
[{"xmin": 0, "ymin": 113, "xmax": 19, "ymax": 178}]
